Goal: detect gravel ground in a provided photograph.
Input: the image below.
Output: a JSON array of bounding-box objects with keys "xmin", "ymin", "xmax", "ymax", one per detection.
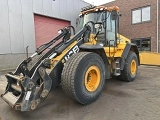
[{"xmin": 0, "ymin": 65, "xmax": 160, "ymax": 120}]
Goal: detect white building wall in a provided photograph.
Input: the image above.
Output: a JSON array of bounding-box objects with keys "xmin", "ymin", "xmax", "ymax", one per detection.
[
  {"xmin": 0, "ymin": 0, "xmax": 90, "ymax": 70},
  {"xmin": 0, "ymin": 0, "xmax": 90, "ymax": 54},
  {"xmin": 0, "ymin": 0, "xmax": 11, "ymax": 54}
]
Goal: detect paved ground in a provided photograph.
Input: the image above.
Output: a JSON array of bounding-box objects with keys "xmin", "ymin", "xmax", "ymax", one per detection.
[{"xmin": 0, "ymin": 65, "xmax": 160, "ymax": 120}]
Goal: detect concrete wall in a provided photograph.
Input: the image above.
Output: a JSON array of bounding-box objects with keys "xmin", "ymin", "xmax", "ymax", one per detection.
[{"xmin": 0, "ymin": 0, "xmax": 90, "ymax": 70}]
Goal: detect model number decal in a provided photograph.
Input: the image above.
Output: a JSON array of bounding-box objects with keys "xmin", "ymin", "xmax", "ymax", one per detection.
[{"xmin": 64, "ymin": 45, "xmax": 79, "ymax": 61}]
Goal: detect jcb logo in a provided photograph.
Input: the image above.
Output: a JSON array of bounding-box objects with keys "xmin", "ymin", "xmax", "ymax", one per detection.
[{"xmin": 64, "ymin": 45, "xmax": 79, "ymax": 61}]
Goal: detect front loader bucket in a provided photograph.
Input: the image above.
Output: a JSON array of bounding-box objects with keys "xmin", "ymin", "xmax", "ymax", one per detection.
[
  {"xmin": 1, "ymin": 73, "xmax": 29, "ymax": 111},
  {"xmin": 1, "ymin": 67, "xmax": 52, "ymax": 111}
]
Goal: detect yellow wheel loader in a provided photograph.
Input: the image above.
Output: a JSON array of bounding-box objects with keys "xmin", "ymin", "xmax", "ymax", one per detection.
[{"xmin": 1, "ymin": 5, "xmax": 140, "ymax": 111}]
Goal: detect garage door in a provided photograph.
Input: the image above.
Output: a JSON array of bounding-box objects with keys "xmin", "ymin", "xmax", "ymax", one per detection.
[{"xmin": 34, "ymin": 14, "xmax": 70, "ymax": 48}]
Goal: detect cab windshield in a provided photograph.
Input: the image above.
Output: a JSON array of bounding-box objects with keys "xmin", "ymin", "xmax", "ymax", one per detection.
[
  {"xmin": 77, "ymin": 11, "xmax": 117, "ymax": 46},
  {"xmin": 78, "ymin": 12, "xmax": 104, "ymax": 33}
]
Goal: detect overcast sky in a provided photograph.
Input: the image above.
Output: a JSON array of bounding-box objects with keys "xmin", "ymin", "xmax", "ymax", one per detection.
[{"xmin": 83, "ymin": 0, "xmax": 115, "ymax": 6}]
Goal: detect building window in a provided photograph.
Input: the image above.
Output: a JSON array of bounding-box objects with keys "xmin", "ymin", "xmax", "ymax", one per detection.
[
  {"xmin": 132, "ymin": 6, "xmax": 150, "ymax": 24},
  {"xmin": 131, "ymin": 38, "xmax": 151, "ymax": 51}
]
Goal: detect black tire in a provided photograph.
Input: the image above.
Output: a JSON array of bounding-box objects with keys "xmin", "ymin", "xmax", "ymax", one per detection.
[
  {"xmin": 119, "ymin": 51, "xmax": 138, "ymax": 82},
  {"xmin": 61, "ymin": 52, "xmax": 105, "ymax": 104}
]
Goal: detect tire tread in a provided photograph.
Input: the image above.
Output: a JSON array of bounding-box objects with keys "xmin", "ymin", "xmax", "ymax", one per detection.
[
  {"xmin": 61, "ymin": 52, "xmax": 90, "ymax": 103},
  {"xmin": 120, "ymin": 51, "xmax": 138, "ymax": 82}
]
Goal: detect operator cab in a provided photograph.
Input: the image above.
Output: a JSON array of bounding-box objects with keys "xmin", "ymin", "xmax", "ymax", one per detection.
[{"xmin": 78, "ymin": 6, "xmax": 119, "ymax": 47}]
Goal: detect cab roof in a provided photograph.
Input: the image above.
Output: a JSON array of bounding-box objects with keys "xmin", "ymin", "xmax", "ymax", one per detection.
[{"xmin": 80, "ymin": 5, "xmax": 119, "ymax": 16}]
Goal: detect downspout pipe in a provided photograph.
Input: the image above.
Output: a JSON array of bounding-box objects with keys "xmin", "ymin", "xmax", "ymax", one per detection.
[{"xmin": 157, "ymin": 0, "xmax": 159, "ymax": 53}]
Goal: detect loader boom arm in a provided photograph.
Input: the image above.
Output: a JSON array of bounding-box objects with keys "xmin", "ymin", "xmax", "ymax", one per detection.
[{"xmin": 1, "ymin": 24, "xmax": 91, "ymax": 111}]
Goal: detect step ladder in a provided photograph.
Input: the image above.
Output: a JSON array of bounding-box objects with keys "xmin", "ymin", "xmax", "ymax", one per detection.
[{"xmin": 114, "ymin": 61, "xmax": 121, "ymax": 76}]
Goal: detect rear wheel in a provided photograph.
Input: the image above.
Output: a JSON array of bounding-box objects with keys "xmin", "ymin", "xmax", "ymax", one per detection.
[
  {"xmin": 119, "ymin": 51, "xmax": 138, "ymax": 82},
  {"xmin": 61, "ymin": 52, "xmax": 105, "ymax": 104}
]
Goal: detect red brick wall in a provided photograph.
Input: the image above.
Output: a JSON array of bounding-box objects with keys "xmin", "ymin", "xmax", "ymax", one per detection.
[{"xmin": 104, "ymin": 0, "xmax": 159, "ymax": 52}]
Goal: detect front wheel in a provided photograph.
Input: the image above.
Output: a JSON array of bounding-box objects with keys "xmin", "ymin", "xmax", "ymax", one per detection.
[
  {"xmin": 119, "ymin": 51, "xmax": 138, "ymax": 82},
  {"xmin": 61, "ymin": 52, "xmax": 105, "ymax": 104}
]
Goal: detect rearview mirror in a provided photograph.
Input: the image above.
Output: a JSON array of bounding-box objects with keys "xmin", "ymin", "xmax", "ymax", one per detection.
[{"xmin": 111, "ymin": 11, "xmax": 118, "ymax": 20}]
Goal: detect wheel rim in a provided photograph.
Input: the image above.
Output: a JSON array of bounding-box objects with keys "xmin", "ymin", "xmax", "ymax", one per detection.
[
  {"xmin": 84, "ymin": 66, "xmax": 100, "ymax": 92},
  {"xmin": 130, "ymin": 59, "xmax": 136, "ymax": 75}
]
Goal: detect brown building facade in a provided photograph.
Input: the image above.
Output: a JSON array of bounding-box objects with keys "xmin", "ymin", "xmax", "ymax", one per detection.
[{"xmin": 104, "ymin": 0, "xmax": 160, "ymax": 52}]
